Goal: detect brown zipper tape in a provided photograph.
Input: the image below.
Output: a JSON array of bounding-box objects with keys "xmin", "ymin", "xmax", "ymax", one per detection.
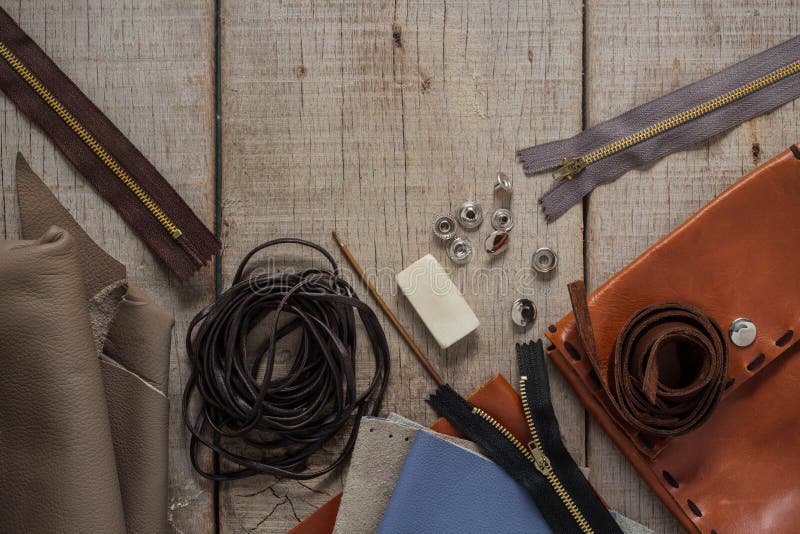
[{"xmin": 0, "ymin": 8, "xmax": 219, "ymax": 280}]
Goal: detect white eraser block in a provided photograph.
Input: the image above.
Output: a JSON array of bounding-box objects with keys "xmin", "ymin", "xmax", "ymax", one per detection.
[{"xmin": 396, "ymin": 254, "xmax": 479, "ymax": 349}]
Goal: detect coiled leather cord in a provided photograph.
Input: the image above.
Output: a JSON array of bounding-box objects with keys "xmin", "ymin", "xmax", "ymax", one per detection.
[
  {"xmin": 182, "ymin": 238, "xmax": 390, "ymax": 481},
  {"xmin": 568, "ymin": 281, "xmax": 728, "ymax": 438}
]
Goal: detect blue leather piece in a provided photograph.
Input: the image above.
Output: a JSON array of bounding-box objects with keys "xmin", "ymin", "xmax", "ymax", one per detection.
[{"xmin": 378, "ymin": 431, "xmax": 552, "ymax": 534}]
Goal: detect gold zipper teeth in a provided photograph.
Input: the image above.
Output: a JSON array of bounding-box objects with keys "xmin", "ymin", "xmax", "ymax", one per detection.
[
  {"xmin": 519, "ymin": 377, "xmax": 594, "ymax": 534},
  {"xmin": 0, "ymin": 41, "xmax": 183, "ymax": 240},
  {"xmin": 472, "ymin": 402, "xmax": 594, "ymax": 534},
  {"xmin": 557, "ymin": 59, "xmax": 800, "ymax": 180}
]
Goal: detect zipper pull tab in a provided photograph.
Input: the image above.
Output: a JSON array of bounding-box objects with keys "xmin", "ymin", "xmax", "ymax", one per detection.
[
  {"xmin": 552, "ymin": 157, "xmax": 586, "ymax": 181},
  {"xmin": 528, "ymin": 442, "xmax": 553, "ymax": 475}
]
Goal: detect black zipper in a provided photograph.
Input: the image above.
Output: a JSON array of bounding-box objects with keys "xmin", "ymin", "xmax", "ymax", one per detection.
[{"xmin": 428, "ymin": 340, "xmax": 622, "ymax": 533}]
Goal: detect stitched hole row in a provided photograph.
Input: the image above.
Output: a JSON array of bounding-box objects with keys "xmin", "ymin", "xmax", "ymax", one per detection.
[
  {"xmin": 564, "ymin": 341, "xmax": 582, "ymax": 361},
  {"xmin": 724, "ymin": 377, "xmax": 735, "ymax": 390},
  {"xmin": 776, "ymin": 329, "xmax": 794, "ymax": 347},
  {"xmin": 636, "ymin": 432, "xmax": 654, "ymax": 450},
  {"xmin": 662, "ymin": 470, "xmax": 679, "ymax": 488},
  {"xmin": 746, "ymin": 353, "xmax": 765, "ymax": 371}
]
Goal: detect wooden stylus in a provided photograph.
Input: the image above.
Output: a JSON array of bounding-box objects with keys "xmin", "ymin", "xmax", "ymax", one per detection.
[{"xmin": 331, "ymin": 231, "xmax": 445, "ymax": 386}]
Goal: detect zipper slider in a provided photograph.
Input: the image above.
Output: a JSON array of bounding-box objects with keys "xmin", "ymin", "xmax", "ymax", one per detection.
[
  {"xmin": 552, "ymin": 158, "xmax": 586, "ymax": 181},
  {"xmin": 528, "ymin": 442, "xmax": 553, "ymax": 475}
]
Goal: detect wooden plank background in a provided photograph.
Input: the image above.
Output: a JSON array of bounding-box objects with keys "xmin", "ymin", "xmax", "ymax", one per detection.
[{"xmin": 0, "ymin": 1, "xmax": 796, "ymax": 533}]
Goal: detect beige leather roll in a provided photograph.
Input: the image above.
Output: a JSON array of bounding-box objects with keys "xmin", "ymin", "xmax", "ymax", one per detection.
[
  {"xmin": 0, "ymin": 228, "xmax": 127, "ymax": 533},
  {"xmin": 0, "ymin": 155, "xmax": 174, "ymax": 534}
]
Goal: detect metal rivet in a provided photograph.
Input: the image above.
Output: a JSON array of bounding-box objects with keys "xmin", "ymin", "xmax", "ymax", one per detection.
[
  {"xmin": 484, "ymin": 231, "xmax": 510, "ymax": 255},
  {"xmin": 729, "ymin": 318, "xmax": 757, "ymax": 347},
  {"xmin": 532, "ymin": 247, "xmax": 558, "ymax": 273},
  {"xmin": 491, "ymin": 208, "xmax": 514, "ymax": 232},
  {"xmin": 494, "ymin": 172, "xmax": 513, "ymax": 194},
  {"xmin": 432, "ymin": 214, "xmax": 457, "ymax": 240},
  {"xmin": 447, "ymin": 236, "xmax": 473, "ymax": 264},
  {"xmin": 457, "ymin": 201, "xmax": 484, "ymax": 229},
  {"xmin": 511, "ymin": 298, "xmax": 537, "ymax": 327}
]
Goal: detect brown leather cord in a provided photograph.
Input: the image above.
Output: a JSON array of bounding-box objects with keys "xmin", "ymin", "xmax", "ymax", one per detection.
[
  {"xmin": 567, "ymin": 281, "xmax": 728, "ymax": 438},
  {"xmin": 182, "ymin": 238, "xmax": 390, "ymax": 481}
]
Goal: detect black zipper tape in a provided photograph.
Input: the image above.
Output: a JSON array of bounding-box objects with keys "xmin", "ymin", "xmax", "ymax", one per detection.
[
  {"xmin": 0, "ymin": 8, "xmax": 219, "ymax": 280},
  {"xmin": 428, "ymin": 383, "xmax": 583, "ymax": 533},
  {"xmin": 518, "ymin": 340, "xmax": 622, "ymax": 533}
]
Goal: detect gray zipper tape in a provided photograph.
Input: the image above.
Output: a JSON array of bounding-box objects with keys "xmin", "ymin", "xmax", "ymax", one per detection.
[{"xmin": 518, "ymin": 35, "xmax": 800, "ymax": 220}]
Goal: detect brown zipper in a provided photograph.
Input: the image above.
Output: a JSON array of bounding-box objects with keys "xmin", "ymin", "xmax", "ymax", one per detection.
[{"xmin": 0, "ymin": 8, "xmax": 219, "ymax": 280}]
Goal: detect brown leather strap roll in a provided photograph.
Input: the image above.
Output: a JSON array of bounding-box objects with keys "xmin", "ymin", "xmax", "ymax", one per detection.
[{"xmin": 568, "ymin": 281, "xmax": 728, "ymax": 438}]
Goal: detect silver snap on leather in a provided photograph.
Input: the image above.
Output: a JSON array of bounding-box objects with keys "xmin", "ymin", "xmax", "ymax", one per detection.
[
  {"xmin": 511, "ymin": 298, "xmax": 537, "ymax": 327},
  {"xmin": 729, "ymin": 318, "xmax": 757, "ymax": 347},
  {"xmin": 447, "ymin": 236, "xmax": 473, "ymax": 264},
  {"xmin": 532, "ymin": 247, "xmax": 558, "ymax": 273},
  {"xmin": 432, "ymin": 214, "xmax": 457, "ymax": 240},
  {"xmin": 457, "ymin": 201, "xmax": 484, "ymax": 229},
  {"xmin": 491, "ymin": 208, "xmax": 514, "ymax": 232}
]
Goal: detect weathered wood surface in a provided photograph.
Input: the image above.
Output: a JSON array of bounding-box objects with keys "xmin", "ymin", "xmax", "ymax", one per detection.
[
  {"xmin": 218, "ymin": 1, "xmax": 584, "ymax": 531},
  {"xmin": 0, "ymin": 1, "xmax": 216, "ymax": 533},
  {"xmin": 0, "ymin": 1, "xmax": 796, "ymax": 533}
]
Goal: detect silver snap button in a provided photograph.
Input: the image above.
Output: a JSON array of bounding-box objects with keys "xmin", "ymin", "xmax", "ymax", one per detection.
[
  {"xmin": 511, "ymin": 298, "xmax": 537, "ymax": 327},
  {"xmin": 447, "ymin": 236, "xmax": 473, "ymax": 264},
  {"xmin": 432, "ymin": 214, "xmax": 457, "ymax": 240},
  {"xmin": 729, "ymin": 318, "xmax": 757, "ymax": 347},
  {"xmin": 484, "ymin": 231, "xmax": 510, "ymax": 255},
  {"xmin": 457, "ymin": 201, "xmax": 484, "ymax": 229},
  {"xmin": 532, "ymin": 247, "xmax": 558, "ymax": 274},
  {"xmin": 491, "ymin": 208, "xmax": 514, "ymax": 232}
]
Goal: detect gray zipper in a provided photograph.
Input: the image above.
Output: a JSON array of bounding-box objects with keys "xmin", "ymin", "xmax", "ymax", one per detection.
[{"xmin": 518, "ymin": 35, "xmax": 800, "ymax": 220}]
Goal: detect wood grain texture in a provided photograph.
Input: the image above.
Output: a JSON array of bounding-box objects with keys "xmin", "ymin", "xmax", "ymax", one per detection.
[
  {"xmin": 584, "ymin": 1, "xmax": 799, "ymax": 531},
  {"xmin": 219, "ymin": 1, "xmax": 583, "ymax": 531},
  {"xmin": 0, "ymin": 1, "xmax": 216, "ymax": 533}
]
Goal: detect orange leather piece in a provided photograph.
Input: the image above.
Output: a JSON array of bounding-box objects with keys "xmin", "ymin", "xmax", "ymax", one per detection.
[
  {"xmin": 287, "ymin": 494, "xmax": 342, "ymax": 534},
  {"xmin": 546, "ymin": 145, "xmax": 800, "ymax": 534},
  {"xmin": 288, "ymin": 374, "xmax": 529, "ymax": 534}
]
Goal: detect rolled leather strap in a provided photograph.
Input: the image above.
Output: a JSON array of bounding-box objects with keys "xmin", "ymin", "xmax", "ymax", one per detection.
[{"xmin": 568, "ymin": 281, "xmax": 728, "ymax": 437}]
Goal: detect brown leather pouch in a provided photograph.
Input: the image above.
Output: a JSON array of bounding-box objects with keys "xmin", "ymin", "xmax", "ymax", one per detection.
[{"xmin": 545, "ymin": 145, "xmax": 800, "ymax": 533}]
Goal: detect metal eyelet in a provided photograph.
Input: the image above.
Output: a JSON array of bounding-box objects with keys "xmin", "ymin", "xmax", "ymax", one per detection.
[
  {"xmin": 447, "ymin": 236, "xmax": 473, "ymax": 264},
  {"xmin": 491, "ymin": 208, "xmax": 514, "ymax": 232},
  {"xmin": 432, "ymin": 214, "xmax": 457, "ymax": 240},
  {"xmin": 457, "ymin": 201, "xmax": 484, "ymax": 229},
  {"xmin": 532, "ymin": 247, "xmax": 558, "ymax": 274},
  {"xmin": 511, "ymin": 298, "xmax": 537, "ymax": 327}
]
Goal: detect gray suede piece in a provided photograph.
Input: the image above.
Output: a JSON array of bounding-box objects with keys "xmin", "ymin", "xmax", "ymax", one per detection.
[
  {"xmin": 333, "ymin": 416, "xmax": 480, "ymax": 534},
  {"xmin": 612, "ymin": 512, "xmax": 654, "ymax": 534}
]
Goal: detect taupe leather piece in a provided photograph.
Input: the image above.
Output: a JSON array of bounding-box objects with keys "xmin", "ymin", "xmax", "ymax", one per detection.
[
  {"xmin": 16, "ymin": 153, "xmax": 125, "ymax": 296},
  {"xmin": 104, "ymin": 284, "xmax": 173, "ymax": 393},
  {"xmin": 0, "ymin": 228, "xmax": 127, "ymax": 533},
  {"xmin": 101, "ymin": 358, "xmax": 169, "ymax": 534},
  {"xmin": 8, "ymin": 158, "xmax": 173, "ymax": 533}
]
